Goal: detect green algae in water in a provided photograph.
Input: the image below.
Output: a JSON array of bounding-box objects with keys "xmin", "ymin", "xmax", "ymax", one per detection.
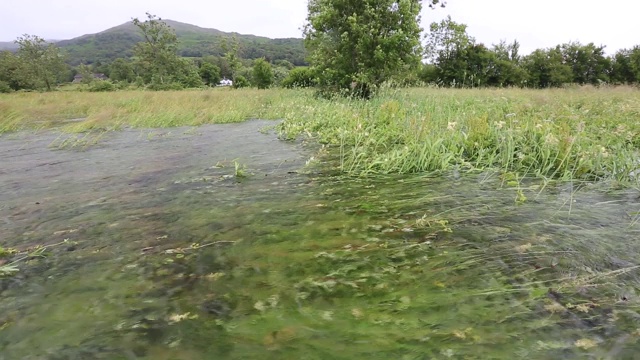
[{"xmin": 2, "ymin": 125, "xmax": 640, "ymax": 359}]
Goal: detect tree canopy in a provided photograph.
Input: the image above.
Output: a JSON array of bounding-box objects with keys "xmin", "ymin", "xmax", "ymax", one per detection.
[
  {"xmin": 14, "ymin": 35, "xmax": 66, "ymax": 91},
  {"xmin": 304, "ymin": 0, "xmax": 430, "ymax": 97}
]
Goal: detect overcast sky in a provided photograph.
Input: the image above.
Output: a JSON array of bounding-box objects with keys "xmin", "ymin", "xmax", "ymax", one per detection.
[{"xmin": 1, "ymin": 0, "xmax": 639, "ymax": 55}]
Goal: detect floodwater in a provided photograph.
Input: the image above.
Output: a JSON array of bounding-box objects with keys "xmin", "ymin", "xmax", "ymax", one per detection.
[{"xmin": 1, "ymin": 121, "xmax": 639, "ymax": 359}]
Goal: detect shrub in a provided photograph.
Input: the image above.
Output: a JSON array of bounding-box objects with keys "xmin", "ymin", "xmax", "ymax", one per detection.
[
  {"xmin": 282, "ymin": 68, "xmax": 316, "ymax": 88},
  {"xmin": 0, "ymin": 81, "xmax": 12, "ymax": 93},
  {"xmin": 88, "ymin": 80, "xmax": 116, "ymax": 92},
  {"xmin": 233, "ymin": 75, "xmax": 250, "ymax": 89}
]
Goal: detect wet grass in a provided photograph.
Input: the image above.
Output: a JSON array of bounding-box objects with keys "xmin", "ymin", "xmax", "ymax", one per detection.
[
  {"xmin": 277, "ymin": 86, "xmax": 640, "ymax": 183},
  {"xmin": 0, "ymin": 88, "xmax": 301, "ymax": 133},
  {"xmin": 2, "ymin": 86, "xmax": 640, "ymax": 183}
]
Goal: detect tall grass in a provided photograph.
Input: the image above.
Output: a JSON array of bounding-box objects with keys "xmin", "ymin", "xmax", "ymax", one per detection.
[
  {"xmin": 2, "ymin": 86, "xmax": 639, "ymax": 182},
  {"xmin": 0, "ymin": 88, "xmax": 306, "ymax": 132},
  {"xmin": 278, "ymin": 86, "xmax": 640, "ymax": 182}
]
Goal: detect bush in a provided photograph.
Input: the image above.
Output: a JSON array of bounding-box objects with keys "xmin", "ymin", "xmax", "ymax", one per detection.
[
  {"xmin": 233, "ymin": 75, "xmax": 250, "ymax": 89},
  {"xmin": 0, "ymin": 81, "xmax": 12, "ymax": 93},
  {"xmin": 282, "ymin": 68, "xmax": 316, "ymax": 88},
  {"xmin": 88, "ymin": 80, "xmax": 116, "ymax": 92}
]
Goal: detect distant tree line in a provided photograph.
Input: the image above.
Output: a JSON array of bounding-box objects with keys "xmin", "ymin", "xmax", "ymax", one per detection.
[
  {"xmin": 418, "ymin": 16, "xmax": 640, "ymax": 88},
  {"xmin": 2, "ymin": 9, "xmax": 639, "ymax": 93}
]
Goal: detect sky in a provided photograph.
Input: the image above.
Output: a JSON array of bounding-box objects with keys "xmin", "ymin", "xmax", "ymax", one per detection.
[{"xmin": 1, "ymin": 0, "xmax": 639, "ymax": 55}]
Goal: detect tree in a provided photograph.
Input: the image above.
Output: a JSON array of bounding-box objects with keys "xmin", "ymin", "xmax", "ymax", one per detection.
[
  {"xmin": 282, "ymin": 67, "xmax": 316, "ymax": 88},
  {"xmin": 304, "ymin": 0, "xmax": 435, "ymax": 97},
  {"xmin": 199, "ymin": 62, "xmax": 221, "ymax": 86},
  {"xmin": 559, "ymin": 42, "xmax": 610, "ymax": 85},
  {"xmin": 14, "ymin": 34, "xmax": 66, "ymax": 91},
  {"xmin": 132, "ymin": 13, "xmax": 180, "ymax": 84},
  {"xmin": 252, "ymin": 58, "xmax": 274, "ymax": 89},
  {"xmin": 424, "ymin": 16, "xmax": 473, "ymax": 65},
  {"xmin": 109, "ymin": 58, "xmax": 135, "ymax": 83},
  {"xmin": 77, "ymin": 64, "xmax": 95, "ymax": 85},
  {"xmin": 221, "ymin": 37, "xmax": 242, "ymax": 81},
  {"xmin": 423, "ymin": 16, "xmax": 479, "ymax": 86},
  {"xmin": 0, "ymin": 51, "xmax": 21, "ymax": 91},
  {"xmin": 132, "ymin": 13, "xmax": 202, "ymax": 89},
  {"xmin": 523, "ymin": 48, "xmax": 573, "ymax": 88},
  {"xmin": 610, "ymin": 47, "xmax": 640, "ymax": 84}
]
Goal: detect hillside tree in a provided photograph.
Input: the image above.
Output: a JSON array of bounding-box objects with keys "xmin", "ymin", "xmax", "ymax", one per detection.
[
  {"xmin": 304, "ymin": 0, "xmax": 442, "ymax": 97},
  {"xmin": 132, "ymin": 13, "xmax": 180, "ymax": 84},
  {"xmin": 14, "ymin": 35, "xmax": 66, "ymax": 91},
  {"xmin": 132, "ymin": 13, "xmax": 202, "ymax": 88}
]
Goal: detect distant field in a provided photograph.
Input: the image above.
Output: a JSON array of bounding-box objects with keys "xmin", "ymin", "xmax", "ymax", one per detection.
[{"xmin": 2, "ymin": 86, "xmax": 639, "ymax": 182}]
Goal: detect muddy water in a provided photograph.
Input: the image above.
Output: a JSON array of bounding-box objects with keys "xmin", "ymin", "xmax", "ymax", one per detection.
[{"xmin": 1, "ymin": 122, "xmax": 640, "ymax": 359}]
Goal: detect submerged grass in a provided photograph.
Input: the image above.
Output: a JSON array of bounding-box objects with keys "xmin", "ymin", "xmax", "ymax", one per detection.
[{"xmin": 2, "ymin": 86, "xmax": 640, "ymax": 182}]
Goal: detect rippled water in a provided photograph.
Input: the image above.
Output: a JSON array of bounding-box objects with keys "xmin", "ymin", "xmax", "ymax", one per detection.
[{"xmin": 1, "ymin": 121, "xmax": 639, "ymax": 359}]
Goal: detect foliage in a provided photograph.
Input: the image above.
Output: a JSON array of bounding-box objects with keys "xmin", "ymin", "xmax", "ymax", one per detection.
[
  {"xmin": 304, "ymin": 0, "xmax": 426, "ymax": 97},
  {"xmin": 271, "ymin": 66, "xmax": 291, "ymax": 86},
  {"xmin": 523, "ymin": 48, "xmax": 573, "ymax": 88},
  {"xmin": 77, "ymin": 64, "xmax": 95, "ymax": 85},
  {"xmin": 0, "ymin": 81, "xmax": 11, "ymax": 93},
  {"xmin": 132, "ymin": 13, "xmax": 180, "ymax": 84},
  {"xmin": 14, "ymin": 35, "xmax": 66, "ymax": 91},
  {"xmin": 0, "ymin": 51, "xmax": 21, "ymax": 91},
  {"xmin": 232, "ymin": 75, "xmax": 250, "ymax": 89},
  {"xmin": 281, "ymin": 67, "xmax": 316, "ymax": 88},
  {"xmin": 199, "ymin": 62, "xmax": 221, "ymax": 86},
  {"xmin": 132, "ymin": 14, "xmax": 203, "ymax": 89},
  {"xmin": 424, "ymin": 16, "xmax": 474, "ymax": 65},
  {"xmin": 252, "ymin": 58, "xmax": 274, "ymax": 89},
  {"xmin": 109, "ymin": 58, "xmax": 136, "ymax": 83},
  {"xmin": 88, "ymin": 80, "xmax": 116, "ymax": 92},
  {"xmin": 221, "ymin": 37, "xmax": 242, "ymax": 81}
]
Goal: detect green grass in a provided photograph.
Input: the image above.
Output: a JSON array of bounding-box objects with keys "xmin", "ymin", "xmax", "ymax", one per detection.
[
  {"xmin": 2, "ymin": 86, "xmax": 640, "ymax": 182},
  {"xmin": 277, "ymin": 86, "xmax": 640, "ymax": 183}
]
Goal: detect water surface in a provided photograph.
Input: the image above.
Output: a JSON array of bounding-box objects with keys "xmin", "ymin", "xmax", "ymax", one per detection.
[{"xmin": 1, "ymin": 121, "xmax": 639, "ymax": 359}]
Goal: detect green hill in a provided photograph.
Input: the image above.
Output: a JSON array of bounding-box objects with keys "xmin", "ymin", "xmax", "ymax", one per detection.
[
  {"xmin": 53, "ymin": 20, "xmax": 307, "ymax": 66},
  {"xmin": 0, "ymin": 42, "xmax": 19, "ymax": 51}
]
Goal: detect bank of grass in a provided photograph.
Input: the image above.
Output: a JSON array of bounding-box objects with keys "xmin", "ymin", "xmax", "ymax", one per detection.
[
  {"xmin": 1, "ymin": 86, "xmax": 639, "ymax": 182},
  {"xmin": 0, "ymin": 87, "xmax": 305, "ymax": 133}
]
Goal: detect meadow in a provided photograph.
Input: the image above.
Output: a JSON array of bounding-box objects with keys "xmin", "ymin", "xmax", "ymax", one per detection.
[{"xmin": 2, "ymin": 86, "xmax": 639, "ymax": 184}]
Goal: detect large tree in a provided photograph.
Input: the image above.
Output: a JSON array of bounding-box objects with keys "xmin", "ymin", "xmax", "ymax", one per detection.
[
  {"xmin": 132, "ymin": 13, "xmax": 202, "ymax": 88},
  {"xmin": 14, "ymin": 35, "xmax": 66, "ymax": 91},
  {"xmin": 132, "ymin": 13, "xmax": 180, "ymax": 83},
  {"xmin": 304, "ymin": 0, "xmax": 441, "ymax": 97}
]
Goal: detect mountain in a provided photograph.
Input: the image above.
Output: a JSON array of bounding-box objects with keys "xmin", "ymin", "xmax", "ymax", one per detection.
[
  {"xmin": 5, "ymin": 20, "xmax": 307, "ymax": 66},
  {"xmin": 0, "ymin": 42, "xmax": 19, "ymax": 51}
]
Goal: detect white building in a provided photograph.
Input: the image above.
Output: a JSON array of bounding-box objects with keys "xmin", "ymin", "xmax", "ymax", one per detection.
[{"xmin": 218, "ymin": 78, "xmax": 233, "ymax": 87}]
